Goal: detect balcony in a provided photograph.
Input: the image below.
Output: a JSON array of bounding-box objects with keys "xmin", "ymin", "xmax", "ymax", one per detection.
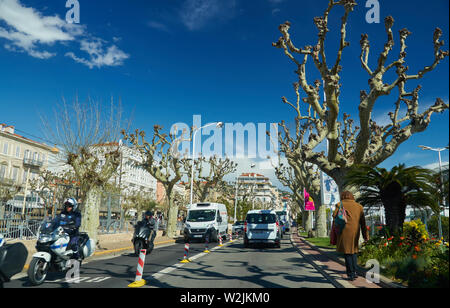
[{"xmin": 23, "ymin": 158, "xmax": 44, "ymax": 168}]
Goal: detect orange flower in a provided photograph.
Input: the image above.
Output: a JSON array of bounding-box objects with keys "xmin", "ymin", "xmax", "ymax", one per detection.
[
  {"xmin": 414, "ymin": 246, "xmax": 421, "ymax": 252},
  {"xmin": 412, "ymin": 254, "xmax": 417, "ymax": 260},
  {"xmin": 400, "ymin": 237, "xmax": 405, "ymax": 240}
]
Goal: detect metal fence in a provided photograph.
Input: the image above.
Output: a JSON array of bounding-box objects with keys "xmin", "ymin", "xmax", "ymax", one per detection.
[{"xmin": 0, "ymin": 219, "xmax": 42, "ymax": 240}]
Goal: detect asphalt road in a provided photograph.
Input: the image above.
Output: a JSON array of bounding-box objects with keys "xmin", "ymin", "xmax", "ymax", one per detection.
[
  {"xmin": 144, "ymin": 236, "xmax": 335, "ymax": 288},
  {"xmin": 5, "ymin": 234, "xmax": 335, "ymax": 288}
]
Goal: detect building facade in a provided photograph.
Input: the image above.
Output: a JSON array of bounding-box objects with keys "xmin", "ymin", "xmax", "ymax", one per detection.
[
  {"xmin": 0, "ymin": 123, "xmax": 56, "ymax": 213},
  {"xmin": 236, "ymin": 173, "xmax": 278, "ymax": 208}
]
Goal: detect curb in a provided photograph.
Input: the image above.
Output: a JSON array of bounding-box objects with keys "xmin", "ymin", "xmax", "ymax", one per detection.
[
  {"xmin": 289, "ymin": 233, "xmax": 354, "ymax": 288},
  {"xmin": 297, "ymin": 234, "xmax": 406, "ymax": 289}
]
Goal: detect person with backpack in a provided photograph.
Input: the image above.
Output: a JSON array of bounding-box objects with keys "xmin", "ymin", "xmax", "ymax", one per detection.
[{"xmin": 332, "ymin": 191, "xmax": 369, "ymax": 281}]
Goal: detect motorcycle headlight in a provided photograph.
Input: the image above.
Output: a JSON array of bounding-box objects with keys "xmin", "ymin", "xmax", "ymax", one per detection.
[{"xmin": 39, "ymin": 235, "xmax": 53, "ymax": 243}]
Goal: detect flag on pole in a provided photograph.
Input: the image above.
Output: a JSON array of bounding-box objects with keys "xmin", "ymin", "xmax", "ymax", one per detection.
[{"xmin": 304, "ymin": 188, "xmax": 315, "ymax": 211}]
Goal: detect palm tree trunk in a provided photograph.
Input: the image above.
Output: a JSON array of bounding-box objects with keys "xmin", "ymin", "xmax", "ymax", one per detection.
[{"xmin": 383, "ymin": 202, "xmax": 404, "ymax": 235}]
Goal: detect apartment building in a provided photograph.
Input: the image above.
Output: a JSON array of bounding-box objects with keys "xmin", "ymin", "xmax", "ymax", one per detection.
[
  {"xmin": 237, "ymin": 172, "xmax": 279, "ymax": 208},
  {"xmin": 0, "ymin": 123, "xmax": 57, "ymax": 212}
]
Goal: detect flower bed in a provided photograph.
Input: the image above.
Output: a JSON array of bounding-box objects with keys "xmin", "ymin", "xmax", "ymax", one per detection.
[{"xmin": 359, "ymin": 219, "xmax": 449, "ymax": 288}]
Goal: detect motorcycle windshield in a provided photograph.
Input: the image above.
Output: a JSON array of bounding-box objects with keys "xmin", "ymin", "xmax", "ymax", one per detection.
[
  {"xmin": 39, "ymin": 219, "xmax": 58, "ymax": 235},
  {"xmin": 135, "ymin": 222, "xmax": 151, "ymax": 238}
]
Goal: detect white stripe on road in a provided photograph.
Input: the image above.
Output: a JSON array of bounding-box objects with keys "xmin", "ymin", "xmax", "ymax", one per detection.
[{"xmin": 148, "ymin": 240, "xmax": 236, "ymax": 281}]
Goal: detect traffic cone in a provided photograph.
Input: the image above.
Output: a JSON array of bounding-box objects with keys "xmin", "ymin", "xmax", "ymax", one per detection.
[
  {"xmin": 204, "ymin": 232, "xmax": 210, "ymax": 253},
  {"xmin": 128, "ymin": 249, "xmax": 147, "ymax": 288},
  {"xmin": 218, "ymin": 234, "xmax": 223, "ymax": 247},
  {"xmin": 229, "ymin": 232, "xmax": 233, "ymax": 243},
  {"xmin": 180, "ymin": 243, "xmax": 191, "ymax": 263}
]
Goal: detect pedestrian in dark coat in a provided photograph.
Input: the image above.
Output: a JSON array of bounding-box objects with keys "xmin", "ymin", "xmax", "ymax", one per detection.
[{"xmin": 333, "ymin": 191, "xmax": 369, "ymax": 280}]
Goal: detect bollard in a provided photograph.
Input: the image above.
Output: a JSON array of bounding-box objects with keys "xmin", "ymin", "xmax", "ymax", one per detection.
[
  {"xmin": 180, "ymin": 243, "xmax": 191, "ymax": 263},
  {"xmin": 128, "ymin": 249, "xmax": 147, "ymax": 288},
  {"xmin": 218, "ymin": 234, "xmax": 223, "ymax": 247},
  {"xmin": 204, "ymin": 231, "xmax": 210, "ymax": 253},
  {"xmin": 229, "ymin": 232, "xmax": 233, "ymax": 243}
]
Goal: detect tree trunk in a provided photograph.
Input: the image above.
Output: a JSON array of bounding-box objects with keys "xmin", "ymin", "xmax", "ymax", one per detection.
[
  {"xmin": 315, "ymin": 204, "xmax": 328, "ymax": 237},
  {"xmin": 81, "ymin": 186, "xmax": 101, "ymax": 245},
  {"xmin": 165, "ymin": 196, "xmax": 179, "ymax": 238},
  {"xmin": 303, "ymin": 210, "xmax": 313, "ymax": 235}
]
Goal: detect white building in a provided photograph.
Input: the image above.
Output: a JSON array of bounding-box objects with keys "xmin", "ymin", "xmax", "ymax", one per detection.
[
  {"xmin": 116, "ymin": 144, "xmax": 157, "ymax": 198},
  {"xmin": 237, "ymin": 173, "xmax": 278, "ymax": 208}
]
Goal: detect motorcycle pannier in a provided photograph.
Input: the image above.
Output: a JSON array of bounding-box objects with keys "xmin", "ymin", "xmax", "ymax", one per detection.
[{"xmin": 0, "ymin": 243, "xmax": 28, "ymax": 281}]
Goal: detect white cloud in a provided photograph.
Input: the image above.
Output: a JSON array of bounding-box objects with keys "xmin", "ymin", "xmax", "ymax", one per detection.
[
  {"xmin": 180, "ymin": 0, "xmax": 237, "ymax": 31},
  {"xmin": 147, "ymin": 21, "xmax": 171, "ymax": 33},
  {"xmin": 0, "ymin": 0, "xmax": 128, "ymax": 68},
  {"xmin": 0, "ymin": 0, "xmax": 77, "ymax": 58},
  {"xmin": 423, "ymin": 161, "xmax": 449, "ymax": 171},
  {"xmin": 65, "ymin": 38, "xmax": 129, "ymax": 69}
]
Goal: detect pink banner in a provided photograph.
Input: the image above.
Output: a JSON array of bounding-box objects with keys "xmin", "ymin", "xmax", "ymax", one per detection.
[{"xmin": 304, "ymin": 188, "xmax": 315, "ymax": 211}]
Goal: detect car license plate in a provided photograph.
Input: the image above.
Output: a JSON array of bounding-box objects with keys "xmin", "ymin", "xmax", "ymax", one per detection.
[{"xmin": 193, "ymin": 235, "xmax": 202, "ymax": 238}]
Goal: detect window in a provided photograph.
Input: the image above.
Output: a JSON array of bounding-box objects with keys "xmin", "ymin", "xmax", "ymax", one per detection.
[
  {"xmin": 12, "ymin": 166, "xmax": 19, "ymax": 182},
  {"xmin": 22, "ymin": 169, "xmax": 28, "ymax": 183},
  {"xmin": 24, "ymin": 149, "xmax": 30, "ymax": 159},
  {"xmin": 246, "ymin": 213, "xmax": 277, "ymax": 224},
  {"xmin": 3, "ymin": 143, "xmax": 8, "ymax": 155},
  {"xmin": 0, "ymin": 164, "xmax": 7, "ymax": 179},
  {"xmin": 15, "ymin": 146, "xmax": 20, "ymax": 158}
]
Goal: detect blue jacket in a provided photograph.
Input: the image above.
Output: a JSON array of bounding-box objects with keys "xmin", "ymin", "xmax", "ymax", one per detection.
[{"xmin": 54, "ymin": 210, "xmax": 82, "ymax": 236}]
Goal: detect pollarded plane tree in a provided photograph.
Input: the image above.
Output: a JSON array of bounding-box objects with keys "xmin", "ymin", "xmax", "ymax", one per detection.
[
  {"xmin": 182, "ymin": 155, "xmax": 237, "ymax": 203},
  {"xmin": 122, "ymin": 125, "xmax": 189, "ymax": 238},
  {"xmin": 42, "ymin": 98, "xmax": 124, "ymax": 245},
  {"xmin": 274, "ymin": 158, "xmax": 324, "ymax": 236},
  {"xmin": 273, "ymin": 0, "xmax": 449, "ymax": 193}
]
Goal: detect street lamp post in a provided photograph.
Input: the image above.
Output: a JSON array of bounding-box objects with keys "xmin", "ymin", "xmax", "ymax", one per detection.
[
  {"xmin": 233, "ymin": 180, "xmax": 238, "ymax": 223},
  {"xmin": 189, "ymin": 122, "xmax": 223, "ymax": 206},
  {"xmin": 419, "ymin": 145, "xmax": 449, "ymax": 243}
]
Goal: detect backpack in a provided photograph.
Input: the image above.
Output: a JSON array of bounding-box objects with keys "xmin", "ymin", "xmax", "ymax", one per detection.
[{"xmin": 330, "ymin": 201, "xmax": 348, "ymax": 245}]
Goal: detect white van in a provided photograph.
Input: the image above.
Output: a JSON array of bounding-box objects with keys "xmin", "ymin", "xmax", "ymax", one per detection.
[
  {"xmin": 184, "ymin": 203, "xmax": 228, "ymax": 242},
  {"xmin": 244, "ymin": 210, "xmax": 281, "ymax": 248}
]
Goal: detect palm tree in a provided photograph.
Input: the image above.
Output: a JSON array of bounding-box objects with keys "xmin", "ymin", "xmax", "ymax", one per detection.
[{"xmin": 344, "ymin": 164, "xmax": 439, "ymax": 234}]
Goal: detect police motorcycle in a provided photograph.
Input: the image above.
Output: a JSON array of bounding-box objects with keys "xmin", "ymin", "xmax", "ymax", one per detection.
[
  {"xmin": 131, "ymin": 212, "xmax": 155, "ymax": 256},
  {"xmin": 0, "ymin": 234, "xmax": 28, "ymax": 288},
  {"xmin": 27, "ymin": 219, "xmax": 95, "ymax": 286}
]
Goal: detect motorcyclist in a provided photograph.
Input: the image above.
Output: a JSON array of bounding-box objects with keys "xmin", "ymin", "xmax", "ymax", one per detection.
[
  {"xmin": 142, "ymin": 211, "xmax": 156, "ymax": 244},
  {"xmin": 54, "ymin": 198, "xmax": 82, "ymax": 259}
]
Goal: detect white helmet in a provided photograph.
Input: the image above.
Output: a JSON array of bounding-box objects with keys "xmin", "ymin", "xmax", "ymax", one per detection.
[{"xmin": 63, "ymin": 197, "xmax": 78, "ymax": 212}]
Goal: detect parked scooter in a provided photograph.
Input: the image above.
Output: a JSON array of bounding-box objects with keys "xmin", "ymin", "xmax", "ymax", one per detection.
[
  {"xmin": 27, "ymin": 219, "xmax": 95, "ymax": 286},
  {"xmin": 0, "ymin": 234, "xmax": 28, "ymax": 288},
  {"xmin": 130, "ymin": 220, "xmax": 155, "ymax": 256}
]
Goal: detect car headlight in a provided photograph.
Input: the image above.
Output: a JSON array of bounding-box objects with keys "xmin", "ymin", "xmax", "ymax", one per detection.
[
  {"xmin": 185, "ymin": 223, "xmax": 191, "ymax": 230},
  {"xmin": 206, "ymin": 223, "xmax": 214, "ymax": 229}
]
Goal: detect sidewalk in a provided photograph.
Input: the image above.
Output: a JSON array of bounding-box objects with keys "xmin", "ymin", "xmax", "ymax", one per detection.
[{"xmin": 290, "ymin": 228, "xmax": 403, "ymax": 288}]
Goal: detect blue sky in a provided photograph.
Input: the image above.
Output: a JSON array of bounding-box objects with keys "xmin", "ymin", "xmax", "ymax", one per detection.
[{"xmin": 0, "ymin": 0, "xmax": 448, "ymax": 189}]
